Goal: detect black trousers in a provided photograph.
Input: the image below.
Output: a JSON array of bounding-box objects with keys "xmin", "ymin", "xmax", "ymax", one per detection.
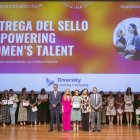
[{"xmin": 82, "ymin": 113, "xmax": 89, "ymax": 131}]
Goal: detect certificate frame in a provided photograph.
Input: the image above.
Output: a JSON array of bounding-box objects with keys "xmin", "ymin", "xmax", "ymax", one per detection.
[
  {"xmin": 23, "ymin": 101, "xmax": 29, "ymax": 107},
  {"xmin": 2, "ymin": 100, "xmax": 8, "ymax": 105},
  {"xmin": 117, "ymin": 108, "xmax": 123, "ymax": 114},
  {"xmin": 8, "ymin": 100, "xmax": 14, "ymax": 105},
  {"xmin": 126, "ymin": 100, "xmax": 132, "ymax": 104},
  {"xmin": 136, "ymin": 109, "xmax": 140, "ymax": 115},
  {"xmin": 73, "ymin": 102, "xmax": 80, "ymax": 108},
  {"xmin": 32, "ymin": 106, "xmax": 38, "ymax": 112}
]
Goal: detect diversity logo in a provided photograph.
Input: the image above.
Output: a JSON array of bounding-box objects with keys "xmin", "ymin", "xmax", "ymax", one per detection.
[{"xmin": 46, "ymin": 77, "xmax": 54, "ymax": 87}]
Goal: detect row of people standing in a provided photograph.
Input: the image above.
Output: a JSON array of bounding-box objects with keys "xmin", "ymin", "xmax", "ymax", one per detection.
[
  {"xmin": 0, "ymin": 88, "xmax": 49, "ymax": 126},
  {"xmin": 18, "ymin": 88, "xmax": 48, "ymax": 126},
  {"xmin": 0, "ymin": 85, "xmax": 140, "ymax": 131},
  {"xmin": 61, "ymin": 87, "xmax": 102, "ymax": 132},
  {"xmin": 101, "ymin": 87, "xmax": 140, "ymax": 127},
  {"xmin": 0, "ymin": 89, "xmax": 18, "ymax": 126},
  {"xmin": 51, "ymin": 86, "xmax": 140, "ymax": 132}
]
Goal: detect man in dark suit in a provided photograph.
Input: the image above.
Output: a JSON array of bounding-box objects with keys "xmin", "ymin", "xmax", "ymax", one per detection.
[
  {"xmin": 90, "ymin": 87, "xmax": 102, "ymax": 132},
  {"xmin": 48, "ymin": 84, "xmax": 61, "ymax": 132}
]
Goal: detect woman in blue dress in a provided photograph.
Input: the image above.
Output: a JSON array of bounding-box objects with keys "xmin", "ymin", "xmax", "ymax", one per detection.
[{"xmin": 28, "ymin": 90, "xmax": 38, "ymax": 125}]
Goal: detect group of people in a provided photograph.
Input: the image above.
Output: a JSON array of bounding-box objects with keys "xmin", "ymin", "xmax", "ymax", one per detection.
[
  {"xmin": 0, "ymin": 88, "xmax": 48, "ymax": 127},
  {"xmin": 0, "ymin": 84, "xmax": 140, "ymax": 133},
  {"xmin": 115, "ymin": 23, "xmax": 140, "ymax": 60}
]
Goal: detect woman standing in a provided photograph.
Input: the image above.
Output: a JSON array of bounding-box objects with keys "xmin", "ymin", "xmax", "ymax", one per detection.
[
  {"xmin": 124, "ymin": 87, "xmax": 134, "ymax": 126},
  {"xmin": 62, "ymin": 89, "xmax": 72, "ymax": 132},
  {"xmin": 37, "ymin": 88, "xmax": 48, "ymax": 125},
  {"xmin": 100, "ymin": 91, "xmax": 107, "ymax": 125},
  {"xmin": 0, "ymin": 90, "xmax": 10, "ymax": 126},
  {"xmin": 28, "ymin": 90, "xmax": 38, "ymax": 125},
  {"xmin": 135, "ymin": 94, "xmax": 140, "ymax": 127},
  {"xmin": 18, "ymin": 88, "xmax": 29, "ymax": 126},
  {"xmin": 89, "ymin": 93, "xmax": 93, "ymax": 129},
  {"xmin": 81, "ymin": 88, "xmax": 90, "ymax": 132},
  {"xmin": 115, "ymin": 29, "xmax": 126, "ymax": 55},
  {"xmin": 102, "ymin": 97, "xmax": 107, "ymax": 124},
  {"xmin": 71, "ymin": 90, "xmax": 82, "ymax": 132},
  {"xmin": 106, "ymin": 91, "xmax": 116, "ymax": 125},
  {"xmin": 115, "ymin": 92, "xmax": 124, "ymax": 125},
  {"xmin": 125, "ymin": 24, "xmax": 140, "ymax": 60},
  {"xmin": 9, "ymin": 89, "xmax": 19, "ymax": 126}
]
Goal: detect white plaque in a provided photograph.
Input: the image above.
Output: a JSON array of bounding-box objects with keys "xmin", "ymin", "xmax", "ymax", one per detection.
[
  {"xmin": 73, "ymin": 102, "xmax": 80, "ymax": 108},
  {"xmin": 23, "ymin": 101, "xmax": 29, "ymax": 107},
  {"xmin": 32, "ymin": 106, "xmax": 38, "ymax": 112}
]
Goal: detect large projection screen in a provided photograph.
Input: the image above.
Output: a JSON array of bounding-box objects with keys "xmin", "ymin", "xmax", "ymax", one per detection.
[{"xmin": 0, "ymin": 1, "xmax": 140, "ymax": 92}]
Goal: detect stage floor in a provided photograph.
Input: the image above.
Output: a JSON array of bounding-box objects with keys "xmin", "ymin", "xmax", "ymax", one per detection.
[{"xmin": 0, "ymin": 125, "xmax": 140, "ymax": 140}]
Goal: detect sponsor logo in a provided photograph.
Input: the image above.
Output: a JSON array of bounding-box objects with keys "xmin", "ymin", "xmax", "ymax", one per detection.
[
  {"xmin": 57, "ymin": 78, "xmax": 81, "ymax": 83},
  {"xmin": 46, "ymin": 77, "xmax": 54, "ymax": 87}
]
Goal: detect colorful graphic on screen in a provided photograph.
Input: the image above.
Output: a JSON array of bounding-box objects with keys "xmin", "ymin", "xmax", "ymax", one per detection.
[
  {"xmin": 0, "ymin": 1, "xmax": 140, "ymax": 74},
  {"xmin": 0, "ymin": 1, "xmax": 140, "ymax": 92}
]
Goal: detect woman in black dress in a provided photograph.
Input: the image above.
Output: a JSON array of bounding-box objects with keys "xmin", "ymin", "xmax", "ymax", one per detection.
[
  {"xmin": 37, "ymin": 88, "xmax": 48, "ymax": 125},
  {"xmin": 28, "ymin": 90, "xmax": 38, "ymax": 125}
]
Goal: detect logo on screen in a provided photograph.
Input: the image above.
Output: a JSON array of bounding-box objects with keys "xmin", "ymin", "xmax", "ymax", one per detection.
[
  {"xmin": 63, "ymin": 2, "xmax": 92, "ymax": 9},
  {"xmin": 46, "ymin": 77, "xmax": 54, "ymax": 87}
]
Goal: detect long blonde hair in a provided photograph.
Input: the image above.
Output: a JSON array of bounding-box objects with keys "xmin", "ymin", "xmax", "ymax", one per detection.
[
  {"xmin": 81, "ymin": 88, "xmax": 88, "ymax": 96},
  {"xmin": 63, "ymin": 89, "xmax": 72, "ymax": 101}
]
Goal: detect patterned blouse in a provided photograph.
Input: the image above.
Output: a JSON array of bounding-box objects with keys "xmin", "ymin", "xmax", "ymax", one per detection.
[
  {"xmin": 115, "ymin": 96, "xmax": 124, "ymax": 110},
  {"xmin": 19, "ymin": 95, "xmax": 28, "ymax": 101},
  {"xmin": 81, "ymin": 95, "xmax": 90, "ymax": 113}
]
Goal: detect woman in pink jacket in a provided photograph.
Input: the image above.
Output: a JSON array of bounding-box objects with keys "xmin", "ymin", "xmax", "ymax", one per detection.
[{"xmin": 62, "ymin": 89, "xmax": 72, "ymax": 132}]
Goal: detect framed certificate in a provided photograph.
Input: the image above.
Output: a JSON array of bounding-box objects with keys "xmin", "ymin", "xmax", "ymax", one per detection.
[
  {"xmin": 73, "ymin": 102, "xmax": 80, "ymax": 108},
  {"xmin": 117, "ymin": 108, "xmax": 123, "ymax": 114},
  {"xmin": 8, "ymin": 100, "xmax": 14, "ymax": 105},
  {"xmin": 23, "ymin": 101, "xmax": 29, "ymax": 107},
  {"xmin": 126, "ymin": 100, "xmax": 132, "ymax": 104},
  {"xmin": 136, "ymin": 109, "xmax": 140, "ymax": 115},
  {"xmin": 32, "ymin": 106, "xmax": 38, "ymax": 112},
  {"xmin": 2, "ymin": 100, "xmax": 8, "ymax": 105}
]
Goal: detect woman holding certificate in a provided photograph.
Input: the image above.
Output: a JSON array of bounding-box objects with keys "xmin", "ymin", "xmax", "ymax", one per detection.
[
  {"xmin": 9, "ymin": 89, "xmax": 19, "ymax": 126},
  {"xmin": 62, "ymin": 89, "xmax": 72, "ymax": 132},
  {"xmin": 18, "ymin": 88, "xmax": 29, "ymax": 126},
  {"xmin": 115, "ymin": 92, "xmax": 124, "ymax": 125},
  {"xmin": 71, "ymin": 90, "xmax": 81, "ymax": 132},
  {"xmin": 106, "ymin": 91, "xmax": 116, "ymax": 125},
  {"xmin": 135, "ymin": 94, "xmax": 140, "ymax": 127},
  {"xmin": 124, "ymin": 87, "xmax": 134, "ymax": 127},
  {"xmin": 0, "ymin": 90, "xmax": 10, "ymax": 126},
  {"xmin": 28, "ymin": 90, "xmax": 38, "ymax": 125},
  {"xmin": 81, "ymin": 88, "xmax": 90, "ymax": 132}
]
